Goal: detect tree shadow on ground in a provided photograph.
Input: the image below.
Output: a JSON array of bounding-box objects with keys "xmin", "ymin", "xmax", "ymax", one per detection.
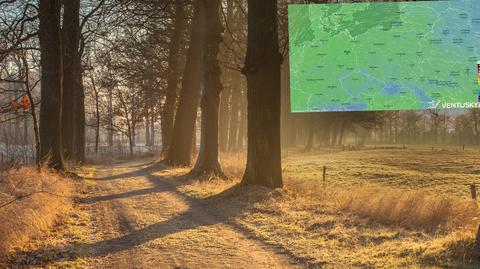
[
  {"xmin": 9, "ymin": 161, "xmax": 278, "ymax": 266},
  {"xmin": 84, "ymin": 161, "xmax": 163, "ymax": 181}
]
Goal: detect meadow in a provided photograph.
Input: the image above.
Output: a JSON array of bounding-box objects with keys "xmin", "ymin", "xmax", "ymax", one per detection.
[{"xmin": 159, "ymin": 145, "xmax": 480, "ymax": 268}]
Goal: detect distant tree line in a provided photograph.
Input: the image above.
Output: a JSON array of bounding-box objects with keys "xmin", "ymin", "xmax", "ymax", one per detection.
[{"xmin": 1, "ymin": 0, "xmax": 479, "ymax": 187}]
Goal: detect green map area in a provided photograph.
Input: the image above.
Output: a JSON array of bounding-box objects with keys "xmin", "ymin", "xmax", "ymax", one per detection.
[{"xmin": 289, "ymin": 0, "xmax": 480, "ymax": 112}]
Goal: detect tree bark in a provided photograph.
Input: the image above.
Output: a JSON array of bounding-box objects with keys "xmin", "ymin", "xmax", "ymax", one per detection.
[
  {"xmin": 190, "ymin": 0, "xmax": 224, "ymax": 177},
  {"xmin": 218, "ymin": 0, "xmax": 235, "ymax": 152},
  {"xmin": 237, "ymin": 87, "xmax": 247, "ymax": 150},
  {"xmin": 337, "ymin": 121, "xmax": 345, "ymax": 146},
  {"xmin": 22, "ymin": 56, "xmax": 40, "ymax": 167},
  {"xmin": 90, "ymin": 74, "xmax": 100, "ymax": 155},
  {"xmin": 145, "ymin": 114, "xmax": 151, "ymax": 147},
  {"xmin": 218, "ymin": 85, "xmax": 231, "ymax": 151},
  {"xmin": 150, "ymin": 110, "xmax": 155, "ymax": 147},
  {"xmin": 61, "ymin": 0, "xmax": 80, "ymax": 160},
  {"xmin": 73, "ymin": 70, "xmax": 86, "ymax": 163},
  {"xmin": 241, "ymin": 0, "xmax": 282, "ymax": 188},
  {"xmin": 38, "ymin": 0, "xmax": 65, "ymax": 171},
  {"xmin": 281, "ymin": 61, "xmax": 296, "ymax": 148},
  {"xmin": 228, "ymin": 75, "xmax": 241, "ymax": 151},
  {"xmin": 161, "ymin": 1, "xmax": 187, "ymax": 155},
  {"xmin": 166, "ymin": 0, "xmax": 206, "ymax": 166},
  {"xmin": 304, "ymin": 114, "xmax": 314, "ymax": 152},
  {"xmin": 107, "ymin": 88, "xmax": 114, "ymax": 148}
]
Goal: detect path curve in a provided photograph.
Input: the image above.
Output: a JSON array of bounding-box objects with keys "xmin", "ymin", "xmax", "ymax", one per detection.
[{"xmin": 81, "ymin": 160, "xmax": 300, "ymax": 269}]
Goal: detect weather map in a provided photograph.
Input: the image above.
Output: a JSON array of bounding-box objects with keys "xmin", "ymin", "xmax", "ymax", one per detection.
[{"xmin": 288, "ymin": 0, "xmax": 480, "ymax": 112}]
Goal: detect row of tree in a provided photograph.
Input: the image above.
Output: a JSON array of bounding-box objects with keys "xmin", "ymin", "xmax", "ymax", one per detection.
[
  {"xmin": 2, "ymin": 0, "xmax": 480, "ymax": 188},
  {"xmin": 0, "ymin": 0, "xmax": 285, "ymax": 187}
]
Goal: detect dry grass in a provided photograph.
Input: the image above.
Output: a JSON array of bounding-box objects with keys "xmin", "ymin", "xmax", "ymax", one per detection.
[
  {"xmin": 0, "ymin": 166, "xmax": 73, "ymax": 260},
  {"xmin": 164, "ymin": 147, "xmax": 480, "ymax": 267},
  {"xmin": 220, "ymin": 148, "xmax": 479, "ymax": 233},
  {"xmin": 287, "ymin": 182, "xmax": 478, "ymax": 233}
]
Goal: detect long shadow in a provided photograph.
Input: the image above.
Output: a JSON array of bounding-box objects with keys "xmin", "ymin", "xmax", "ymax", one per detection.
[
  {"xmin": 80, "ymin": 186, "xmax": 166, "ymax": 204},
  {"xmin": 11, "ymin": 162, "xmax": 275, "ymax": 266},
  {"xmin": 85, "ymin": 161, "xmax": 164, "ymax": 181}
]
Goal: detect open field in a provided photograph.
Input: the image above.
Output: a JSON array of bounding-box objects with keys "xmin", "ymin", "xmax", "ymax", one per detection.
[
  {"xmin": 164, "ymin": 146, "xmax": 480, "ymax": 268},
  {"xmin": 282, "ymin": 145, "xmax": 480, "ymax": 198},
  {"xmin": 5, "ymin": 146, "xmax": 480, "ymax": 268}
]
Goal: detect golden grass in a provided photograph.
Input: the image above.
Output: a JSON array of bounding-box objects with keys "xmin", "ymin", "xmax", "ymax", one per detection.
[
  {"xmin": 164, "ymin": 147, "xmax": 480, "ymax": 267},
  {"xmin": 287, "ymin": 182, "xmax": 478, "ymax": 233},
  {"xmin": 220, "ymin": 148, "xmax": 479, "ymax": 233},
  {"xmin": 0, "ymin": 166, "xmax": 73, "ymax": 259}
]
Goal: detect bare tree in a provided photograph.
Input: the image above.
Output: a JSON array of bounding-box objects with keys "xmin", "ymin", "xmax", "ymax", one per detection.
[
  {"xmin": 165, "ymin": 0, "xmax": 206, "ymax": 166},
  {"xmin": 190, "ymin": 0, "xmax": 225, "ymax": 177},
  {"xmin": 161, "ymin": 0, "xmax": 187, "ymax": 155},
  {"xmin": 241, "ymin": 0, "xmax": 282, "ymax": 188},
  {"xmin": 38, "ymin": 0, "xmax": 65, "ymax": 171}
]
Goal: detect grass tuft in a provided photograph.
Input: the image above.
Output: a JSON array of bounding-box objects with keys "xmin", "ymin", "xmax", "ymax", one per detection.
[{"xmin": 0, "ymin": 166, "xmax": 73, "ymax": 259}]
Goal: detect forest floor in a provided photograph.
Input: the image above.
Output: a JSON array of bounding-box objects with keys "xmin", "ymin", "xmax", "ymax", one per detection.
[{"xmin": 6, "ymin": 145, "xmax": 480, "ymax": 268}]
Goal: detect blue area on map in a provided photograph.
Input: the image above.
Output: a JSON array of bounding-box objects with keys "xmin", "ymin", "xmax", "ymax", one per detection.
[
  {"xmin": 433, "ymin": 0, "xmax": 478, "ymax": 46},
  {"xmin": 346, "ymin": 89, "xmax": 362, "ymax": 99},
  {"xmin": 473, "ymin": 0, "xmax": 480, "ymax": 43},
  {"xmin": 412, "ymin": 86, "xmax": 432, "ymax": 103},
  {"xmin": 323, "ymin": 103, "xmax": 369, "ymax": 112},
  {"xmin": 383, "ymin": 83, "xmax": 401, "ymax": 95}
]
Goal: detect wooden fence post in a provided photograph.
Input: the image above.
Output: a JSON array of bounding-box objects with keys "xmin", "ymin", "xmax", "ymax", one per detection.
[
  {"xmin": 323, "ymin": 165, "xmax": 326, "ymax": 186},
  {"xmin": 471, "ymin": 184, "xmax": 477, "ymax": 200}
]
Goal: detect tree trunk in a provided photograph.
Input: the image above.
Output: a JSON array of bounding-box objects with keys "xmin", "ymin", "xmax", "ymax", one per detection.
[
  {"xmin": 108, "ymin": 88, "xmax": 114, "ymax": 148},
  {"xmin": 241, "ymin": 0, "xmax": 282, "ymax": 188},
  {"xmin": 73, "ymin": 71, "xmax": 86, "ymax": 163},
  {"xmin": 161, "ymin": 1, "xmax": 187, "ymax": 155},
  {"xmin": 281, "ymin": 61, "xmax": 296, "ymax": 148},
  {"xmin": 218, "ymin": 0, "xmax": 235, "ymax": 152},
  {"xmin": 127, "ymin": 123, "xmax": 134, "ymax": 158},
  {"xmin": 190, "ymin": 0, "xmax": 224, "ymax": 177},
  {"xmin": 22, "ymin": 56, "xmax": 40, "ymax": 167},
  {"xmin": 61, "ymin": 0, "xmax": 80, "ymax": 160},
  {"xmin": 218, "ymin": 85, "xmax": 231, "ymax": 151},
  {"xmin": 166, "ymin": 0, "xmax": 206, "ymax": 166},
  {"xmin": 132, "ymin": 123, "xmax": 136, "ymax": 147},
  {"xmin": 91, "ymin": 75, "xmax": 100, "ymax": 155},
  {"xmin": 38, "ymin": 0, "xmax": 65, "ymax": 171},
  {"xmin": 145, "ymin": 114, "xmax": 151, "ymax": 147},
  {"xmin": 304, "ymin": 114, "xmax": 314, "ymax": 152},
  {"xmin": 150, "ymin": 110, "xmax": 155, "ymax": 147},
  {"xmin": 337, "ymin": 121, "xmax": 345, "ymax": 146},
  {"xmin": 228, "ymin": 76, "xmax": 241, "ymax": 151},
  {"xmin": 237, "ymin": 87, "xmax": 247, "ymax": 150}
]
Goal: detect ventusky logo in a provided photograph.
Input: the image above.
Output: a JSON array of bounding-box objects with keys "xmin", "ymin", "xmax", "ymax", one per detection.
[{"xmin": 438, "ymin": 102, "xmax": 480, "ymax": 109}]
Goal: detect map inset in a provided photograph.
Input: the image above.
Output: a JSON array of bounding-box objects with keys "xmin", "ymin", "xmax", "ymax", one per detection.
[{"xmin": 289, "ymin": 0, "xmax": 480, "ymax": 112}]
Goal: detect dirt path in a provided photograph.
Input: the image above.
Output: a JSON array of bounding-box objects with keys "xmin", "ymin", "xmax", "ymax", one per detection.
[{"xmin": 78, "ymin": 160, "xmax": 299, "ymax": 269}]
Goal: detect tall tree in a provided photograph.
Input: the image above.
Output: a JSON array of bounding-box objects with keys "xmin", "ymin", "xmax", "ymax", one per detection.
[
  {"xmin": 38, "ymin": 0, "xmax": 65, "ymax": 170},
  {"xmin": 73, "ymin": 57, "xmax": 86, "ymax": 162},
  {"xmin": 62, "ymin": 0, "xmax": 81, "ymax": 160},
  {"xmin": 190, "ymin": 0, "xmax": 224, "ymax": 176},
  {"xmin": 165, "ymin": 0, "xmax": 206, "ymax": 166},
  {"xmin": 161, "ymin": 1, "xmax": 187, "ymax": 155},
  {"xmin": 225, "ymin": 0, "xmax": 241, "ymax": 152},
  {"xmin": 241, "ymin": 0, "xmax": 282, "ymax": 188}
]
